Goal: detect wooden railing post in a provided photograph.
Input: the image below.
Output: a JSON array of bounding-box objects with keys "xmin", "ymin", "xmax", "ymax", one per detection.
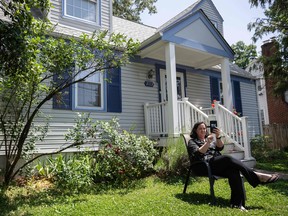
[
  {"xmin": 182, "ymin": 97, "xmax": 190, "ymax": 133},
  {"xmin": 214, "ymin": 101, "xmax": 221, "ymax": 127},
  {"xmin": 241, "ymin": 116, "xmax": 252, "ymax": 159}
]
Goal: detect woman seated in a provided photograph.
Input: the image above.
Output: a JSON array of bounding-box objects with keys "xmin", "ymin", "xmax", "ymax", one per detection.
[{"xmin": 188, "ymin": 121, "xmax": 279, "ymax": 211}]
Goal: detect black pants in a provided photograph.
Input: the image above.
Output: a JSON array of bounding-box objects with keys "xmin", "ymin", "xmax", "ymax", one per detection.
[{"xmin": 193, "ymin": 155, "xmax": 260, "ymax": 206}]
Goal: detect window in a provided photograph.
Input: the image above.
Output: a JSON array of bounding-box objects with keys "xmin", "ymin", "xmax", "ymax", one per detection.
[
  {"xmin": 64, "ymin": 0, "xmax": 98, "ymax": 23},
  {"xmin": 75, "ymin": 70, "xmax": 104, "ymax": 110}
]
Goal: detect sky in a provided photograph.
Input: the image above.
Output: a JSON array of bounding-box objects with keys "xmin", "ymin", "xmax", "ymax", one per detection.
[{"xmin": 140, "ymin": 0, "xmax": 273, "ymax": 54}]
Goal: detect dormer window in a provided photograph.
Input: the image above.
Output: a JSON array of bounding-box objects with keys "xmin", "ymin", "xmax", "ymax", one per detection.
[{"xmin": 64, "ymin": 0, "xmax": 99, "ymax": 24}]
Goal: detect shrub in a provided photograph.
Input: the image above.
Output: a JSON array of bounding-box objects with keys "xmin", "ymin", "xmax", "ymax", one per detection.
[
  {"xmin": 93, "ymin": 118, "xmax": 158, "ymax": 185},
  {"xmin": 35, "ymin": 115, "xmax": 158, "ymax": 190},
  {"xmin": 154, "ymin": 137, "xmax": 189, "ymax": 177},
  {"xmin": 250, "ymin": 135, "xmax": 286, "ymax": 161},
  {"xmin": 35, "ymin": 152, "xmax": 94, "ymax": 192}
]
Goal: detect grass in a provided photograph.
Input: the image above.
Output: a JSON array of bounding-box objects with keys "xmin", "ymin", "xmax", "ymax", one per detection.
[
  {"xmin": 254, "ymin": 152, "xmax": 288, "ymax": 174},
  {"xmin": 0, "ymin": 175, "xmax": 288, "ymax": 216}
]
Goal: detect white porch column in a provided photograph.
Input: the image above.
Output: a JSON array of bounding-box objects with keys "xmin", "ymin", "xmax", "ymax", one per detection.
[
  {"xmin": 165, "ymin": 42, "xmax": 179, "ymax": 137},
  {"xmin": 221, "ymin": 58, "xmax": 233, "ymax": 111}
]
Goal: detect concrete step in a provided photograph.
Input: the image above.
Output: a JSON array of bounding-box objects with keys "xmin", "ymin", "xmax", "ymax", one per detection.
[
  {"xmin": 241, "ymin": 157, "xmax": 256, "ymax": 168},
  {"xmin": 223, "ymin": 150, "xmax": 244, "ymax": 160}
]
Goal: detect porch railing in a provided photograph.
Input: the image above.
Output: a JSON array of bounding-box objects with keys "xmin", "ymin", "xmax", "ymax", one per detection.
[
  {"xmin": 214, "ymin": 101, "xmax": 251, "ymax": 159},
  {"xmin": 177, "ymin": 98, "xmax": 209, "ymax": 134},
  {"xmin": 144, "ymin": 99, "xmax": 252, "ymax": 160},
  {"xmin": 144, "ymin": 101, "xmax": 168, "ymax": 136}
]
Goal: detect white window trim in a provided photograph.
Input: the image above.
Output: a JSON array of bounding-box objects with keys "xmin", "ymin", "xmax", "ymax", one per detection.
[
  {"xmin": 74, "ymin": 71, "xmax": 104, "ymax": 111},
  {"xmin": 62, "ymin": 0, "xmax": 100, "ymax": 26}
]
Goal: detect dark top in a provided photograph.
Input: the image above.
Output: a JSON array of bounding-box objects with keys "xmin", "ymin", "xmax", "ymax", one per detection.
[{"xmin": 187, "ymin": 138, "xmax": 224, "ymax": 162}]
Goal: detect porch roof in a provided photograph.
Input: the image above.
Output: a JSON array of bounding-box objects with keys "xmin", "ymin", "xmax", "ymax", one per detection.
[{"xmin": 139, "ymin": 9, "xmax": 234, "ymax": 70}]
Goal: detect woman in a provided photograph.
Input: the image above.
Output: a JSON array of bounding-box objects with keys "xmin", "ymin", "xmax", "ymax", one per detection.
[{"xmin": 188, "ymin": 121, "xmax": 279, "ymax": 211}]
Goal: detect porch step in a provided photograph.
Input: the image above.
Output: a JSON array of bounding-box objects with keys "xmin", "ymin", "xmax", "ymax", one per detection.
[
  {"xmin": 223, "ymin": 143, "xmax": 256, "ymax": 168},
  {"xmin": 223, "ymin": 143, "xmax": 244, "ymax": 160},
  {"xmin": 241, "ymin": 158, "xmax": 256, "ymax": 168},
  {"xmin": 223, "ymin": 143, "xmax": 237, "ymax": 153},
  {"xmin": 223, "ymin": 150, "xmax": 244, "ymax": 160}
]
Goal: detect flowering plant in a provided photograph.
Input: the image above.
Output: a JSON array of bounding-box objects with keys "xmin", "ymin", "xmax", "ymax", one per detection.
[
  {"xmin": 211, "ymin": 99, "xmax": 217, "ymax": 108},
  {"xmin": 233, "ymin": 107, "xmax": 241, "ymax": 117}
]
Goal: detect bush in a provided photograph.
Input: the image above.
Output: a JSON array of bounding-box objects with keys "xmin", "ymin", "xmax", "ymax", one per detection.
[
  {"xmin": 35, "ymin": 152, "xmax": 94, "ymax": 192},
  {"xmin": 35, "ymin": 116, "xmax": 158, "ymax": 190},
  {"xmin": 251, "ymin": 135, "xmax": 287, "ymax": 161},
  {"xmin": 93, "ymin": 118, "xmax": 158, "ymax": 185},
  {"xmin": 154, "ymin": 137, "xmax": 189, "ymax": 177}
]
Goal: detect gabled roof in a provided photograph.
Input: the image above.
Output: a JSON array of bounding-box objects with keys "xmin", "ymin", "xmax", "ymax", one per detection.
[
  {"xmin": 112, "ymin": 0, "xmax": 234, "ymax": 67},
  {"xmin": 157, "ymin": 0, "xmax": 223, "ymax": 32},
  {"xmin": 139, "ymin": 9, "xmax": 234, "ymax": 62}
]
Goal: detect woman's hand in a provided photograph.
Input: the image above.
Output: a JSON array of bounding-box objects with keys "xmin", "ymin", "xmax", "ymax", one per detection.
[
  {"xmin": 213, "ymin": 128, "xmax": 221, "ymax": 138},
  {"xmin": 213, "ymin": 128, "xmax": 224, "ymax": 147},
  {"xmin": 207, "ymin": 134, "xmax": 214, "ymax": 142}
]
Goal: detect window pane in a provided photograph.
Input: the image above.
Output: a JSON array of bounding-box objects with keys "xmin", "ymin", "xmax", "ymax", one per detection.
[
  {"xmin": 89, "ymin": 2, "xmax": 96, "ymax": 12},
  {"xmin": 74, "ymin": 8, "xmax": 81, "ymax": 19},
  {"xmin": 75, "ymin": 0, "xmax": 81, "ymax": 8},
  {"xmin": 65, "ymin": 0, "xmax": 97, "ymax": 22},
  {"xmin": 67, "ymin": 0, "xmax": 73, "ymax": 5},
  {"xmin": 78, "ymin": 82, "xmax": 101, "ymax": 107},
  {"xmin": 82, "ymin": 10, "xmax": 89, "ymax": 20},
  {"xmin": 82, "ymin": 0, "xmax": 88, "ymax": 9},
  {"xmin": 88, "ymin": 12, "xmax": 96, "ymax": 22},
  {"xmin": 67, "ymin": 5, "xmax": 73, "ymax": 16}
]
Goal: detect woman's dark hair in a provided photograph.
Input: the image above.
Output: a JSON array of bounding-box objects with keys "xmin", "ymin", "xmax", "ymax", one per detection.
[{"xmin": 190, "ymin": 121, "xmax": 208, "ymax": 139}]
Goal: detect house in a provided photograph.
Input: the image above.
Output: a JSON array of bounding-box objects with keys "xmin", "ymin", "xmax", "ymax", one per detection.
[
  {"xmin": 0, "ymin": 0, "xmax": 260, "ymax": 167},
  {"xmin": 249, "ymin": 40, "xmax": 288, "ymax": 125},
  {"xmin": 246, "ymin": 39, "xmax": 288, "ymax": 149},
  {"xmin": 246, "ymin": 57, "xmax": 269, "ymax": 128}
]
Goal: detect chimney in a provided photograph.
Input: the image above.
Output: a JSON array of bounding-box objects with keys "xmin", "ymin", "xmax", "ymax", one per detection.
[{"xmin": 261, "ymin": 37, "xmax": 277, "ymax": 57}]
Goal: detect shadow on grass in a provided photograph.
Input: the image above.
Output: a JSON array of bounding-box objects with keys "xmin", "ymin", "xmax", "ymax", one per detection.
[
  {"xmin": 175, "ymin": 192, "xmax": 229, "ymax": 207},
  {"xmin": 175, "ymin": 192, "xmax": 265, "ymax": 210}
]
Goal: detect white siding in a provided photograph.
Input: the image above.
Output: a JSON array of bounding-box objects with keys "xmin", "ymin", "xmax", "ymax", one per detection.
[
  {"xmin": 29, "ymin": 63, "xmax": 159, "ymax": 153},
  {"xmin": 241, "ymin": 82, "xmax": 261, "ymax": 138},
  {"xmin": 50, "ymin": 0, "xmax": 111, "ymax": 37},
  {"xmin": 186, "ymin": 72, "xmax": 211, "ymax": 108}
]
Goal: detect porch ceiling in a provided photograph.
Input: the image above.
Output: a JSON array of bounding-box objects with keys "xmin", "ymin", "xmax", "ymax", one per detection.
[{"xmin": 139, "ymin": 41, "xmax": 223, "ymax": 70}]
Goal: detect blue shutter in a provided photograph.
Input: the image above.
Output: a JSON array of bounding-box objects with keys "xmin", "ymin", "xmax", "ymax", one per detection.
[
  {"xmin": 233, "ymin": 81, "xmax": 243, "ymax": 116},
  {"xmin": 107, "ymin": 67, "xmax": 122, "ymax": 113},
  {"xmin": 210, "ymin": 77, "xmax": 220, "ymax": 102},
  {"xmin": 53, "ymin": 71, "xmax": 72, "ymax": 110}
]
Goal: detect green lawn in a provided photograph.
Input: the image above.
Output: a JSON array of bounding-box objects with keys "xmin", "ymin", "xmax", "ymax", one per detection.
[
  {"xmin": 254, "ymin": 152, "xmax": 288, "ymax": 174},
  {"xmin": 1, "ymin": 175, "xmax": 288, "ymax": 216}
]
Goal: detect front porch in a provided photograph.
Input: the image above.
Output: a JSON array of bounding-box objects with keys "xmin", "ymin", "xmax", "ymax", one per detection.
[{"xmin": 144, "ymin": 99, "xmax": 256, "ymax": 167}]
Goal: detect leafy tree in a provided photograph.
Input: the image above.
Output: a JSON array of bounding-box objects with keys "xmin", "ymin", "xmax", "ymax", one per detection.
[
  {"xmin": 248, "ymin": 0, "xmax": 288, "ymax": 97},
  {"xmin": 231, "ymin": 41, "xmax": 258, "ymax": 69},
  {"xmin": 0, "ymin": 0, "xmax": 140, "ymax": 187},
  {"xmin": 113, "ymin": 0, "xmax": 157, "ymax": 23}
]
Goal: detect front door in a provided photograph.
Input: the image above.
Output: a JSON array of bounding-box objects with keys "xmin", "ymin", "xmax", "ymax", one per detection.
[{"xmin": 160, "ymin": 69, "xmax": 185, "ymax": 102}]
